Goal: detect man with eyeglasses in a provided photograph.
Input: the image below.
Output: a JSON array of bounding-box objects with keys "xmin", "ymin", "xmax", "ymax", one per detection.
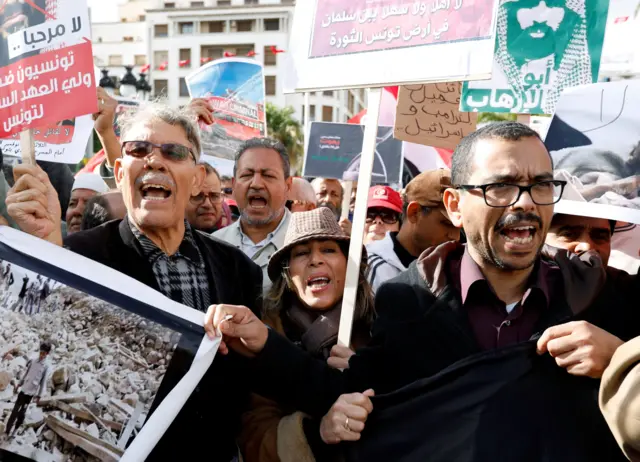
[
  {"xmin": 287, "ymin": 177, "xmax": 317, "ymax": 213},
  {"xmin": 202, "ymin": 122, "xmax": 640, "ymax": 459},
  {"xmin": 367, "ymin": 170, "xmax": 460, "ymax": 292},
  {"xmin": 5, "ymin": 102, "xmax": 263, "ymax": 462},
  {"xmin": 186, "ymin": 163, "xmax": 224, "ymax": 233}
]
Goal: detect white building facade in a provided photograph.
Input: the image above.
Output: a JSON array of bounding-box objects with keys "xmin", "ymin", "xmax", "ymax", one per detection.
[{"xmin": 91, "ymin": 0, "xmax": 365, "ymax": 123}]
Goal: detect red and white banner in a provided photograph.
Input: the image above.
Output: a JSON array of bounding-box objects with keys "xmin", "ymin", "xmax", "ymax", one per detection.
[{"xmin": 0, "ymin": 0, "xmax": 95, "ymax": 139}]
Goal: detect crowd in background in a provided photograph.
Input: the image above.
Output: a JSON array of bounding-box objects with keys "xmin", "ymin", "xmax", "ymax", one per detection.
[{"xmin": 0, "ymin": 89, "xmax": 639, "ymax": 462}]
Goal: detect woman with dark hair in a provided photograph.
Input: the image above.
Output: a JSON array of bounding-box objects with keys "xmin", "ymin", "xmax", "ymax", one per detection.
[{"xmin": 239, "ymin": 207, "xmax": 375, "ymax": 462}]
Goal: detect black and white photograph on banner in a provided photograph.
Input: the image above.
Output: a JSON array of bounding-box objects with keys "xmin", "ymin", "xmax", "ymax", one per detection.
[
  {"xmin": 304, "ymin": 122, "xmax": 404, "ymax": 187},
  {"xmin": 0, "ymin": 227, "xmax": 207, "ymax": 461},
  {"xmin": 544, "ymin": 79, "xmax": 640, "ymax": 272}
]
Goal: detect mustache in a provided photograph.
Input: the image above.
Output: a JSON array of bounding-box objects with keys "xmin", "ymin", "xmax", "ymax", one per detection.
[
  {"xmin": 494, "ymin": 212, "xmax": 542, "ymax": 232},
  {"xmin": 246, "ymin": 189, "xmax": 269, "ymax": 201},
  {"xmin": 134, "ymin": 172, "xmax": 176, "ymax": 189}
]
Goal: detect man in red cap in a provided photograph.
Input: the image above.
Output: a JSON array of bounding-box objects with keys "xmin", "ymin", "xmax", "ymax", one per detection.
[
  {"xmin": 364, "ymin": 186, "xmax": 403, "ymax": 245},
  {"xmin": 367, "ymin": 170, "xmax": 461, "ymax": 292}
]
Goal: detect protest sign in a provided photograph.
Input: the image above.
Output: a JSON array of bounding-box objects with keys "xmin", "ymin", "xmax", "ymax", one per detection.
[
  {"xmin": 286, "ymin": 0, "xmax": 501, "ymax": 91},
  {"xmin": 0, "ymin": 227, "xmax": 215, "ymax": 460},
  {"xmin": 304, "ymin": 122, "xmax": 404, "ymax": 186},
  {"xmin": 186, "ymin": 58, "xmax": 266, "ymax": 163},
  {"xmin": 461, "ymin": 0, "xmax": 610, "ymax": 114},
  {"xmin": 544, "ymin": 80, "xmax": 640, "ymax": 224},
  {"xmin": 113, "ymin": 97, "xmax": 140, "ymax": 138},
  {"xmin": 0, "ymin": 0, "xmax": 96, "ymax": 138},
  {"xmin": 0, "ymin": 115, "xmax": 93, "ymax": 164},
  {"xmin": 394, "ymin": 82, "xmax": 477, "ymax": 150}
]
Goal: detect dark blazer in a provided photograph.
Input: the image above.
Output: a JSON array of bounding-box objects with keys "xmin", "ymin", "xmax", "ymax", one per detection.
[
  {"xmin": 250, "ymin": 258, "xmax": 640, "ymax": 420},
  {"xmin": 64, "ymin": 218, "xmax": 263, "ymax": 462}
]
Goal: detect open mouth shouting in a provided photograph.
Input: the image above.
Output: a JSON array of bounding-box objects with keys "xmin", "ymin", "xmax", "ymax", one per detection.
[
  {"xmin": 137, "ymin": 173, "xmax": 175, "ymax": 204},
  {"xmin": 247, "ymin": 192, "xmax": 269, "ymax": 212},
  {"xmin": 306, "ymin": 273, "xmax": 332, "ymax": 294},
  {"xmin": 499, "ymin": 223, "xmax": 538, "ymax": 251}
]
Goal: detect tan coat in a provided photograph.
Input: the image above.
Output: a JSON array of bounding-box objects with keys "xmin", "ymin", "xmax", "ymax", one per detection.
[
  {"xmin": 239, "ymin": 313, "xmax": 316, "ymax": 462},
  {"xmin": 600, "ymin": 336, "xmax": 640, "ymax": 461}
]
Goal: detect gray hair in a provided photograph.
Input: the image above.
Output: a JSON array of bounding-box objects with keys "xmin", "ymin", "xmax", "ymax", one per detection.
[
  {"xmin": 117, "ymin": 100, "xmax": 202, "ymax": 160},
  {"xmin": 200, "ymin": 162, "xmax": 221, "ymax": 181},
  {"xmin": 233, "ymin": 137, "xmax": 290, "ymax": 179},
  {"xmin": 290, "ymin": 177, "xmax": 317, "ymax": 204}
]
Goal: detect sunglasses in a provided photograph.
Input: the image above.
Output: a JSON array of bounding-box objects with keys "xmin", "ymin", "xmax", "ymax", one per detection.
[
  {"xmin": 366, "ymin": 209, "xmax": 399, "ymax": 225},
  {"xmin": 222, "ymin": 187, "xmax": 233, "ymax": 195},
  {"xmin": 121, "ymin": 141, "xmax": 195, "ymax": 162},
  {"xmin": 190, "ymin": 192, "xmax": 223, "ymax": 205}
]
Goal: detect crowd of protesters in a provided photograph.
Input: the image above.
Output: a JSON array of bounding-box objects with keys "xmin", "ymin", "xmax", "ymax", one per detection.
[{"xmin": 0, "ymin": 87, "xmax": 639, "ymax": 462}]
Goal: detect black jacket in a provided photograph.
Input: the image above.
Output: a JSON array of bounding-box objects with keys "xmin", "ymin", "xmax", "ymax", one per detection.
[
  {"xmin": 250, "ymin": 243, "xmax": 640, "ymax": 422},
  {"xmin": 64, "ymin": 218, "xmax": 263, "ymax": 462},
  {"xmin": 346, "ymin": 341, "xmax": 627, "ymax": 462}
]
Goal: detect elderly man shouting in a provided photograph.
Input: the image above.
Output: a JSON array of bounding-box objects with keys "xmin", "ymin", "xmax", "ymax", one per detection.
[{"xmin": 6, "ymin": 102, "xmax": 262, "ymax": 462}]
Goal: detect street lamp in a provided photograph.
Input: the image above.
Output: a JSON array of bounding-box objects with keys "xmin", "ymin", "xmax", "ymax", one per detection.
[
  {"xmin": 119, "ymin": 66, "xmax": 138, "ymax": 98},
  {"xmin": 99, "ymin": 69, "xmax": 116, "ymax": 96},
  {"xmin": 136, "ymin": 73, "xmax": 152, "ymax": 101}
]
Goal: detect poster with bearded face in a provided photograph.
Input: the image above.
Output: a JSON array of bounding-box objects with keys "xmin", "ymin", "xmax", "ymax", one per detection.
[{"xmin": 460, "ymin": 0, "xmax": 610, "ymax": 114}]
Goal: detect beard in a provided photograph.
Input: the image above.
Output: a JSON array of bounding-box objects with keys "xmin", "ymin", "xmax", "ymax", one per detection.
[
  {"xmin": 319, "ymin": 201, "xmax": 341, "ymax": 219},
  {"xmin": 241, "ymin": 208, "xmax": 280, "ymax": 226}
]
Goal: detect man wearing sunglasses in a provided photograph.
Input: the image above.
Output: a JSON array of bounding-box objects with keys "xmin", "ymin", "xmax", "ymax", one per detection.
[
  {"xmin": 364, "ymin": 186, "xmax": 403, "ymax": 245},
  {"xmin": 202, "ymin": 122, "xmax": 640, "ymax": 459},
  {"xmin": 186, "ymin": 163, "xmax": 224, "ymax": 234},
  {"xmin": 6, "ymin": 103, "xmax": 263, "ymax": 462}
]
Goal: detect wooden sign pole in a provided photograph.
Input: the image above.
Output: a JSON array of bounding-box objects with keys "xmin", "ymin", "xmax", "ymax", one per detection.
[
  {"xmin": 337, "ymin": 87, "xmax": 382, "ymax": 347},
  {"xmin": 19, "ymin": 129, "xmax": 36, "ymax": 165},
  {"xmin": 302, "ymin": 92, "xmax": 311, "ymax": 176}
]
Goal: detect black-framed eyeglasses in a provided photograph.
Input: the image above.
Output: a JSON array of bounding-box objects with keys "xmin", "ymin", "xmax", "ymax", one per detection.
[
  {"xmin": 366, "ymin": 209, "xmax": 400, "ymax": 224},
  {"xmin": 190, "ymin": 191, "xmax": 223, "ymax": 205},
  {"xmin": 121, "ymin": 140, "xmax": 195, "ymax": 162},
  {"xmin": 456, "ymin": 180, "xmax": 567, "ymax": 208}
]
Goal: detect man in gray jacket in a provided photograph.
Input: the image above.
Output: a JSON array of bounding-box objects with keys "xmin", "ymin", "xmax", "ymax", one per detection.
[{"xmin": 367, "ymin": 170, "xmax": 460, "ymax": 292}]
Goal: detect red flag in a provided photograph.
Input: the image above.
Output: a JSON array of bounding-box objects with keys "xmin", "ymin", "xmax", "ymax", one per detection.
[
  {"xmin": 270, "ymin": 46, "xmax": 285, "ymax": 54},
  {"xmin": 200, "ymin": 57, "xmax": 213, "ymax": 64},
  {"xmin": 223, "ymin": 51, "xmax": 236, "ymax": 58},
  {"xmin": 179, "ymin": 59, "xmax": 190, "ymax": 68},
  {"xmin": 140, "ymin": 64, "xmax": 150, "ymax": 73},
  {"xmin": 615, "ymin": 16, "xmax": 629, "ymax": 23},
  {"xmin": 158, "ymin": 61, "xmax": 168, "ymax": 70},
  {"xmin": 246, "ymin": 50, "xmax": 257, "ymax": 57}
]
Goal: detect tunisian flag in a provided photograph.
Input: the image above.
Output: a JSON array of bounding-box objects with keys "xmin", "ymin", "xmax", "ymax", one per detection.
[{"xmin": 348, "ymin": 87, "xmax": 453, "ymax": 171}]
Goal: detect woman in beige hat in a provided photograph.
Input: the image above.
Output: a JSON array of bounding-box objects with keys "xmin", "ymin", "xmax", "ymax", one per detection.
[{"xmin": 239, "ymin": 207, "xmax": 375, "ymax": 462}]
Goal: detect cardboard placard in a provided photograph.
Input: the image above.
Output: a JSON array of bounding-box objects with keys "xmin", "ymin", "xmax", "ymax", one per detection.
[{"xmin": 394, "ymin": 82, "xmax": 477, "ymax": 150}]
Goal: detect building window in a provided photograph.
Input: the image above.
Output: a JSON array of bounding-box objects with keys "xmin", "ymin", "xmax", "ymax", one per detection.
[
  {"xmin": 201, "ymin": 45, "xmax": 224, "ymax": 60},
  {"xmin": 179, "ymin": 22, "xmax": 194, "ymax": 34},
  {"xmin": 218, "ymin": 0, "xmax": 231, "ymax": 5},
  {"xmin": 154, "ymin": 24, "xmax": 169, "ymax": 37},
  {"xmin": 322, "ymin": 106, "xmax": 333, "ymax": 122},
  {"xmin": 154, "ymin": 79, "xmax": 169, "ymax": 96},
  {"xmin": 201, "ymin": 20, "xmax": 224, "ymax": 33},
  {"xmin": 264, "ymin": 19, "xmax": 280, "ymax": 31},
  {"xmin": 164, "ymin": 2, "xmax": 175, "ymax": 8},
  {"xmin": 108, "ymin": 55, "xmax": 122, "ymax": 66},
  {"xmin": 123, "ymin": 36, "xmax": 134, "ymax": 42},
  {"xmin": 134, "ymin": 55, "xmax": 146, "ymax": 66},
  {"xmin": 310, "ymin": 105, "xmax": 316, "ymax": 121},
  {"xmin": 122, "ymin": 18, "xmax": 128, "ymax": 22},
  {"xmin": 179, "ymin": 48, "xmax": 191, "ymax": 67},
  {"xmin": 348, "ymin": 92, "xmax": 355, "ymax": 114},
  {"xmin": 265, "ymin": 75, "xmax": 276, "ymax": 96},
  {"xmin": 323, "ymin": 90, "xmax": 334, "ymax": 97},
  {"xmin": 233, "ymin": 20, "xmax": 255, "ymax": 32},
  {"xmin": 179, "ymin": 78, "xmax": 190, "ymax": 97},
  {"xmin": 264, "ymin": 46, "xmax": 276, "ymax": 66},
  {"xmin": 236, "ymin": 45, "xmax": 254, "ymax": 57},
  {"xmin": 191, "ymin": 1, "xmax": 204, "ymax": 6},
  {"xmin": 154, "ymin": 51, "xmax": 168, "ymax": 69},
  {"xmin": 139, "ymin": 15, "xmax": 146, "ymax": 21},
  {"xmin": 245, "ymin": 0, "xmax": 258, "ymax": 4}
]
